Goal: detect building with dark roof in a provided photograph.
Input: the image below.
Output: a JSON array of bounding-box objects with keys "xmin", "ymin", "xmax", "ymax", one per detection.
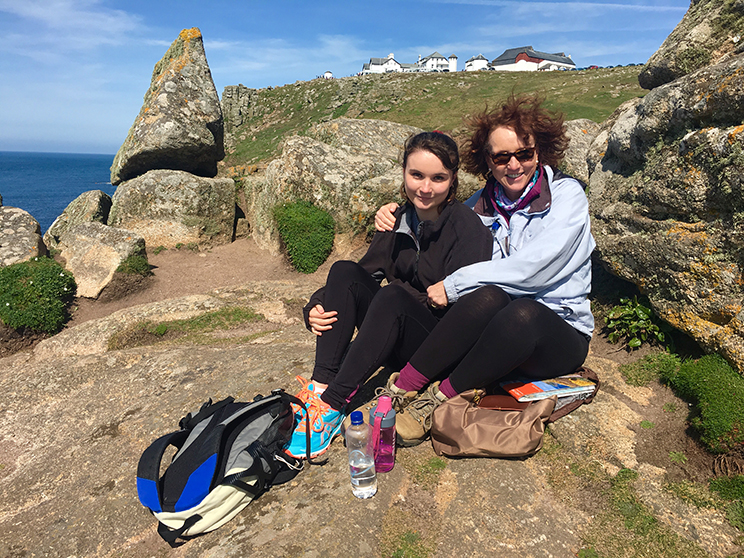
[{"xmin": 490, "ymin": 46, "xmax": 575, "ymax": 71}]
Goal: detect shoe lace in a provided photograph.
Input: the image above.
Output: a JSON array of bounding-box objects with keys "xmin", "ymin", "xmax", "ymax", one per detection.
[
  {"xmin": 404, "ymin": 388, "xmax": 443, "ymax": 430},
  {"xmin": 291, "ymin": 375, "xmax": 315, "ymax": 415},
  {"xmin": 373, "ymin": 384, "xmax": 411, "ymax": 413},
  {"xmin": 292, "ymin": 379, "xmax": 332, "ymax": 435}
]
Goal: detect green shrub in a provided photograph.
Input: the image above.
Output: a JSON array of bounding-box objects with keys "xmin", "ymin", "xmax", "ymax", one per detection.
[
  {"xmin": 273, "ymin": 201, "xmax": 334, "ymax": 273},
  {"xmin": 620, "ymin": 352, "xmax": 681, "ymax": 386},
  {"xmin": 661, "ymin": 354, "xmax": 744, "ymax": 454},
  {"xmin": 0, "ymin": 257, "xmax": 77, "ymax": 333},
  {"xmin": 606, "ymin": 296, "xmax": 669, "ymax": 349},
  {"xmin": 116, "ymin": 254, "xmax": 152, "ymax": 276}
]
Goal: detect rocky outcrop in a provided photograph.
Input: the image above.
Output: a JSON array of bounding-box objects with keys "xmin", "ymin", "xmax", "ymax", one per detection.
[
  {"xmin": 57, "ymin": 222, "xmax": 146, "ymax": 298},
  {"xmin": 639, "ymin": 0, "xmax": 744, "ymax": 90},
  {"xmin": 562, "ymin": 119, "xmax": 601, "ymax": 184},
  {"xmin": 588, "ymin": 53, "xmax": 744, "ymax": 371},
  {"xmin": 43, "ymin": 190, "xmax": 112, "ymax": 250},
  {"xmin": 0, "ymin": 282, "xmax": 740, "ymax": 557},
  {"xmin": 108, "ymin": 170, "xmax": 235, "ymax": 249},
  {"xmin": 0, "ymin": 207, "xmax": 46, "ymax": 267},
  {"xmin": 110, "ymin": 28, "xmax": 224, "ymax": 186},
  {"xmin": 241, "ymin": 118, "xmax": 484, "ymax": 253}
]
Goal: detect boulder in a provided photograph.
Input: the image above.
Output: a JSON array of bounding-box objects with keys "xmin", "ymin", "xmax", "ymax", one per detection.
[
  {"xmin": 244, "ymin": 118, "xmax": 485, "ymax": 253},
  {"xmin": 108, "ymin": 169, "xmax": 235, "ymax": 249},
  {"xmin": 57, "ymin": 222, "xmax": 146, "ymax": 298},
  {"xmin": 639, "ymin": 0, "xmax": 744, "ymax": 90},
  {"xmin": 562, "ymin": 118, "xmax": 601, "ymax": 184},
  {"xmin": 588, "ymin": 54, "xmax": 744, "ymax": 372},
  {"xmin": 0, "ymin": 206, "xmax": 46, "ymax": 267},
  {"xmin": 110, "ymin": 28, "xmax": 224, "ymax": 186},
  {"xmin": 43, "ymin": 190, "xmax": 112, "ymax": 250}
]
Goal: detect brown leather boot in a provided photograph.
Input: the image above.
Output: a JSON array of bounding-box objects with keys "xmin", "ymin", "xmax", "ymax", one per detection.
[
  {"xmin": 395, "ymin": 382, "xmax": 447, "ymax": 446},
  {"xmin": 343, "ymin": 372, "xmax": 418, "ymax": 431}
]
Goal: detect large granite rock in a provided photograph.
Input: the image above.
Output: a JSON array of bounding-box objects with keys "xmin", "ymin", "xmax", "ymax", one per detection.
[
  {"xmin": 0, "ymin": 206, "xmax": 46, "ymax": 267},
  {"xmin": 241, "ymin": 118, "xmax": 483, "ymax": 253},
  {"xmin": 57, "ymin": 222, "xmax": 146, "ymax": 298},
  {"xmin": 639, "ymin": 0, "xmax": 744, "ymax": 90},
  {"xmin": 588, "ymin": 53, "xmax": 744, "ymax": 371},
  {"xmin": 43, "ymin": 190, "xmax": 112, "ymax": 250},
  {"xmin": 108, "ymin": 169, "xmax": 235, "ymax": 249},
  {"xmin": 562, "ymin": 118, "xmax": 601, "ymax": 184},
  {"xmin": 110, "ymin": 28, "xmax": 224, "ymax": 186}
]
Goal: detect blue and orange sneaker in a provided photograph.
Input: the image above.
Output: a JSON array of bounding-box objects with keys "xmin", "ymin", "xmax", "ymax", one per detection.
[{"xmin": 286, "ymin": 376, "xmax": 346, "ymax": 459}]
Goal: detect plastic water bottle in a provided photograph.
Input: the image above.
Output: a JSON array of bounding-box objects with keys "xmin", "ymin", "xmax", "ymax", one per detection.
[
  {"xmin": 346, "ymin": 410, "xmax": 377, "ymax": 499},
  {"xmin": 370, "ymin": 395, "xmax": 396, "ymax": 472}
]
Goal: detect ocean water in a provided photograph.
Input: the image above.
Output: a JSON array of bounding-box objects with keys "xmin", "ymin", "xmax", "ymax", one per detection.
[{"xmin": 0, "ymin": 151, "xmax": 116, "ymax": 234}]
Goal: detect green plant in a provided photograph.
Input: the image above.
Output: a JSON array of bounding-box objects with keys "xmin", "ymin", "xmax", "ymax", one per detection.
[
  {"xmin": 661, "ymin": 354, "xmax": 744, "ymax": 453},
  {"xmin": 669, "ymin": 451, "xmax": 688, "ymax": 464},
  {"xmin": 663, "ymin": 402, "xmax": 678, "ymax": 413},
  {"xmin": 0, "ymin": 256, "xmax": 77, "ymax": 333},
  {"xmin": 606, "ymin": 296, "xmax": 668, "ymax": 349},
  {"xmin": 620, "ymin": 352, "xmax": 681, "ymax": 386},
  {"xmin": 273, "ymin": 201, "xmax": 334, "ymax": 273},
  {"xmin": 640, "ymin": 420, "xmax": 655, "ymax": 429},
  {"xmin": 709, "ymin": 475, "xmax": 744, "ymax": 502},
  {"xmin": 116, "ymin": 254, "xmax": 152, "ymax": 276},
  {"xmin": 152, "ymin": 245, "xmax": 167, "ymax": 255}
]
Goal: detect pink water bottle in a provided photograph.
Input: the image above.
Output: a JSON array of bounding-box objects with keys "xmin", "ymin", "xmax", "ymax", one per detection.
[{"xmin": 370, "ymin": 395, "xmax": 396, "ymax": 472}]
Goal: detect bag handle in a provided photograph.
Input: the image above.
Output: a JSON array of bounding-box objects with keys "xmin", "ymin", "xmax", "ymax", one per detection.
[{"xmin": 136, "ymin": 429, "xmax": 190, "ymax": 512}]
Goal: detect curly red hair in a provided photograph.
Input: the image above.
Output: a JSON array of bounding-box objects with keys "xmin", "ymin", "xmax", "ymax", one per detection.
[{"xmin": 461, "ymin": 93, "xmax": 568, "ymax": 178}]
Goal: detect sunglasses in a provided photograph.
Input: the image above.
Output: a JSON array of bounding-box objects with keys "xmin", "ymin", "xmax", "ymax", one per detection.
[{"xmin": 488, "ymin": 147, "xmax": 536, "ymax": 166}]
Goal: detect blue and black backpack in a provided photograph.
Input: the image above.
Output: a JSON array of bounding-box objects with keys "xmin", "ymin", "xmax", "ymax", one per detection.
[{"xmin": 136, "ymin": 390, "xmax": 317, "ymax": 546}]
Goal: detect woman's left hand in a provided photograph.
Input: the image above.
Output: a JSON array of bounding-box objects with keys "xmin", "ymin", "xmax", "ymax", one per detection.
[{"xmin": 426, "ymin": 281, "xmax": 448, "ymax": 309}]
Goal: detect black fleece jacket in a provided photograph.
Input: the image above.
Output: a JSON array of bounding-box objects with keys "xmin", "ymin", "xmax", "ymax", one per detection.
[{"xmin": 303, "ymin": 200, "xmax": 493, "ymax": 328}]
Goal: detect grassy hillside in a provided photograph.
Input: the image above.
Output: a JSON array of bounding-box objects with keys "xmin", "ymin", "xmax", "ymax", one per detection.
[{"xmin": 222, "ymin": 65, "xmax": 645, "ymax": 167}]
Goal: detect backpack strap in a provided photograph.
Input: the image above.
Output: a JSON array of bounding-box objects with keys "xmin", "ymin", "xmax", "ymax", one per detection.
[
  {"xmin": 283, "ymin": 392, "xmax": 329, "ymax": 466},
  {"xmin": 179, "ymin": 396, "xmax": 235, "ymax": 430},
  {"xmin": 157, "ymin": 513, "xmax": 202, "ymax": 547},
  {"xmin": 136, "ymin": 430, "xmax": 190, "ymax": 513}
]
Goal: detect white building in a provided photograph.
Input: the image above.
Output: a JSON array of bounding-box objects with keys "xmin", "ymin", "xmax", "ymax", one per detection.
[
  {"xmin": 465, "ymin": 54, "xmax": 490, "ymax": 71},
  {"xmin": 490, "ymin": 46, "xmax": 575, "ymax": 72},
  {"xmin": 361, "ymin": 53, "xmax": 402, "ymax": 74},
  {"xmin": 361, "ymin": 51, "xmax": 457, "ymax": 74}
]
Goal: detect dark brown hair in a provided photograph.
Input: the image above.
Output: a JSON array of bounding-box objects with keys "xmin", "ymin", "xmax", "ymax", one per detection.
[
  {"xmin": 461, "ymin": 93, "xmax": 568, "ymax": 178},
  {"xmin": 399, "ymin": 131, "xmax": 459, "ymax": 210}
]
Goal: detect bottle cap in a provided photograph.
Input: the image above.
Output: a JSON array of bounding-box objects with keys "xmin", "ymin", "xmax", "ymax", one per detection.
[
  {"xmin": 350, "ymin": 410, "xmax": 364, "ymax": 425},
  {"xmin": 369, "ymin": 399, "xmax": 396, "ymax": 428}
]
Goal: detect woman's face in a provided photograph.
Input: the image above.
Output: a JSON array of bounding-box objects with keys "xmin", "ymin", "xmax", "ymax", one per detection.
[
  {"xmin": 486, "ymin": 126, "xmax": 538, "ymax": 201},
  {"xmin": 403, "ymin": 149, "xmax": 455, "ymax": 221}
]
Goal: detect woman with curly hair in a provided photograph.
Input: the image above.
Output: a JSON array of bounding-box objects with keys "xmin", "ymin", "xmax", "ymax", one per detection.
[{"xmin": 373, "ymin": 94, "xmax": 595, "ymax": 445}]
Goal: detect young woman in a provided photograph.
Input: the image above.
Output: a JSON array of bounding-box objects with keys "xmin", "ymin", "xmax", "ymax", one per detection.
[
  {"xmin": 285, "ymin": 131, "xmax": 493, "ymax": 459},
  {"xmin": 374, "ymin": 94, "xmax": 596, "ymax": 445}
]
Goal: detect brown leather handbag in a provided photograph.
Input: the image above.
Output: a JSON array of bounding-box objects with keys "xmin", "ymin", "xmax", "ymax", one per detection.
[{"xmin": 430, "ymin": 390, "xmax": 556, "ymax": 458}]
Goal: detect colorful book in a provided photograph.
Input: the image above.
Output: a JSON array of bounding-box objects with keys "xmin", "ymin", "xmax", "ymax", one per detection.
[{"xmin": 500, "ymin": 374, "xmax": 596, "ymax": 402}]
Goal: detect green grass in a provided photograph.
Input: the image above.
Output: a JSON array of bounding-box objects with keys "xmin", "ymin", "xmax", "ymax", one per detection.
[
  {"xmin": 620, "ymin": 352, "xmax": 681, "ymax": 387},
  {"xmin": 107, "ymin": 306, "xmax": 265, "ymax": 350},
  {"xmin": 223, "ymin": 66, "xmax": 646, "ymax": 167},
  {"xmin": 661, "ymin": 354, "xmax": 744, "ymax": 454},
  {"xmin": 0, "ymin": 256, "xmax": 77, "ymax": 333},
  {"xmin": 116, "ymin": 254, "xmax": 152, "ymax": 276}
]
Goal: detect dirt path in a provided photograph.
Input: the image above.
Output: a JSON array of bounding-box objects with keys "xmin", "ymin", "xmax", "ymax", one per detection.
[{"xmin": 67, "ymin": 236, "xmax": 324, "ymax": 325}]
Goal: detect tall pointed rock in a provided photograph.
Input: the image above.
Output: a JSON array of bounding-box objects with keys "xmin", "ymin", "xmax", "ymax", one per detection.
[{"xmin": 110, "ymin": 28, "xmax": 224, "ymax": 185}]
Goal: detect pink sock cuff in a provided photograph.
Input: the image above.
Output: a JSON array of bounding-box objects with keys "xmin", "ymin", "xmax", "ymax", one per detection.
[
  {"xmin": 395, "ymin": 362, "xmax": 430, "ymax": 392},
  {"xmin": 439, "ymin": 378, "xmax": 458, "ymax": 399}
]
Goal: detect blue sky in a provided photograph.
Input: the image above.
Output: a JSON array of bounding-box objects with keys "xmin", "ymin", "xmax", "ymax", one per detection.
[{"xmin": 0, "ymin": 0, "xmax": 689, "ymax": 155}]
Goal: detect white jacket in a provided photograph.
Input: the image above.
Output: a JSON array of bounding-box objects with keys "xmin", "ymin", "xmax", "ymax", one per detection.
[{"xmin": 443, "ymin": 166, "xmax": 595, "ymax": 337}]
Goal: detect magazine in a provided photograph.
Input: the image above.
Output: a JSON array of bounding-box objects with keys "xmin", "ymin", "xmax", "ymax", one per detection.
[{"xmin": 500, "ymin": 374, "xmax": 597, "ymax": 402}]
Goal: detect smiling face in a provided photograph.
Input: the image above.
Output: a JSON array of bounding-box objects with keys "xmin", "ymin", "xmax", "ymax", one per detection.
[
  {"xmin": 486, "ymin": 126, "xmax": 539, "ymax": 201},
  {"xmin": 403, "ymin": 149, "xmax": 455, "ymax": 221}
]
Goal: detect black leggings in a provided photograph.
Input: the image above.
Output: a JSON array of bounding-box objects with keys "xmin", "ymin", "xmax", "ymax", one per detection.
[
  {"xmin": 313, "ymin": 261, "xmax": 440, "ymax": 410},
  {"xmin": 408, "ymin": 285, "xmax": 589, "ymax": 392}
]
